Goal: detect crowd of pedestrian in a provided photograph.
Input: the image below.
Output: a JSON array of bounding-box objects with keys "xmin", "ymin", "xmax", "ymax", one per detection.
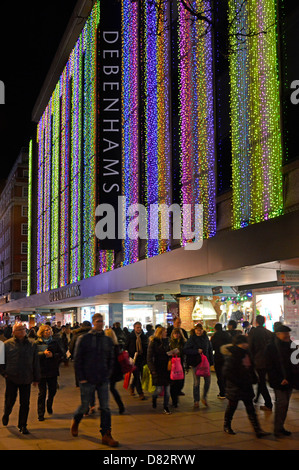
[{"xmin": 1, "ymin": 313, "xmax": 299, "ymax": 446}]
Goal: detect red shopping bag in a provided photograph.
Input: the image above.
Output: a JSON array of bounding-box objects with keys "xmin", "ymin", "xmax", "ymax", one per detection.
[
  {"xmin": 123, "ymin": 371, "xmax": 132, "ymax": 390},
  {"xmin": 118, "ymin": 350, "xmax": 135, "ymax": 374},
  {"xmin": 170, "ymin": 356, "xmax": 184, "ymax": 380},
  {"xmin": 195, "ymin": 354, "xmax": 210, "ymax": 377}
]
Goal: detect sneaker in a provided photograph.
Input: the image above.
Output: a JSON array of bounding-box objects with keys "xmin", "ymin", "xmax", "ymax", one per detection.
[
  {"xmin": 102, "ymin": 430, "xmax": 119, "ymax": 447},
  {"xmin": 163, "ymin": 407, "xmax": 172, "ymax": 415},
  {"xmin": 217, "ymin": 394, "xmax": 226, "ymax": 400},
  {"xmin": 19, "ymin": 426, "xmax": 30, "ymax": 435}
]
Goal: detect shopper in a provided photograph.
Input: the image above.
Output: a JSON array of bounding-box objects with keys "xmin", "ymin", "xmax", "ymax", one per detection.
[
  {"xmin": 210, "ymin": 323, "xmax": 231, "ymax": 399},
  {"xmin": 35, "ymin": 324, "xmax": 65, "ymax": 421},
  {"xmin": 112, "ymin": 322, "xmax": 127, "ymax": 349},
  {"xmin": 71, "ymin": 313, "xmax": 119, "ymax": 447},
  {"xmin": 0, "ymin": 322, "xmax": 40, "ymax": 434},
  {"xmin": 147, "ymin": 326, "xmax": 172, "ymax": 414},
  {"xmin": 248, "ymin": 314, "xmax": 274, "ymax": 411},
  {"xmin": 125, "ymin": 321, "xmax": 148, "ymax": 400},
  {"xmin": 222, "ymin": 335, "xmax": 269, "ymax": 438},
  {"xmin": 105, "ymin": 328, "xmax": 125, "ymax": 414},
  {"xmin": 167, "ymin": 316, "xmax": 188, "ymax": 340},
  {"xmin": 184, "ymin": 323, "xmax": 214, "ymax": 408},
  {"xmin": 265, "ymin": 324, "xmax": 294, "ymax": 437},
  {"xmin": 169, "ymin": 327, "xmax": 186, "ymax": 407},
  {"xmin": 227, "ymin": 319, "xmax": 241, "ymax": 340}
]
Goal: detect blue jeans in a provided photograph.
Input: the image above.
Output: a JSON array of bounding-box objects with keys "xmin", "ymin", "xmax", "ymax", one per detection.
[
  {"xmin": 73, "ymin": 381, "xmax": 111, "ymax": 435},
  {"xmin": 191, "ymin": 367, "xmax": 211, "ymax": 402},
  {"xmin": 153, "ymin": 385, "xmax": 170, "ymax": 408}
]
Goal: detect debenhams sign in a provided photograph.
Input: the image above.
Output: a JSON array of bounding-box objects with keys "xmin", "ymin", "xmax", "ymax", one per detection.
[{"xmin": 49, "ymin": 285, "xmax": 81, "ymax": 303}]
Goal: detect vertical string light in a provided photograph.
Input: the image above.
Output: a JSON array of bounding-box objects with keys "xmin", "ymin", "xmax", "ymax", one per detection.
[
  {"xmin": 229, "ymin": 0, "xmax": 283, "ymax": 229},
  {"xmin": 121, "ymin": 0, "xmax": 139, "ymax": 266},
  {"xmin": 178, "ymin": 0, "xmax": 216, "ymax": 242},
  {"xmin": 27, "ymin": 139, "xmax": 33, "ymax": 296},
  {"xmin": 36, "ymin": 1, "xmax": 100, "ymax": 292},
  {"xmin": 144, "ymin": 0, "xmax": 171, "ymax": 258}
]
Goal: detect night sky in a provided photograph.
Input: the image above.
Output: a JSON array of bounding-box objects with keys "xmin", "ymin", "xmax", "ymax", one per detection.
[{"xmin": 0, "ymin": 0, "xmax": 78, "ymax": 180}]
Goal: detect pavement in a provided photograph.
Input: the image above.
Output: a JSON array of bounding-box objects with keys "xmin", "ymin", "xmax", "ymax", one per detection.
[{"xmin": 1, "ymin": 361, "xmax": 299, "ymax": 457}]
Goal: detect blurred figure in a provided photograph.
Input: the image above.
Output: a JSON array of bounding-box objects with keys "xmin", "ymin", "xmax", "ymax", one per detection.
[{"xmin": 0, "ymin": 323, "xmax": 40, "ymax": 434}]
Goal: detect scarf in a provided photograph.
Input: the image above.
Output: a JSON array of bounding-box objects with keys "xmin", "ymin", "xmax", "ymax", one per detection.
[{"xmin": 136, "ymin": 333, "xmax": 143, "ymax": 355}]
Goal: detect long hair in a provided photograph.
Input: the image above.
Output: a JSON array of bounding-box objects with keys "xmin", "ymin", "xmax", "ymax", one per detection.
[
  {"xmin": 37, "ymin": 324, "xmax": 53, "ymax": 338},
  {"xmin": 104, "ymin": 328, "xmax": 118, "ymax": 345},
  {"xmin": 150, "ymin": 326, "xmax": 165, "ymax": 342},
  {"xmin": 170, "ymin": 327, "xmax": 186, "ymax": 343}
]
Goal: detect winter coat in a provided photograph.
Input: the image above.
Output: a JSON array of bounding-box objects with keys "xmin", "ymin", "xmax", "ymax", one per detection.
[
  {"xmin": 35, "ymin": 337, "xmax": 65, "ymax": 378},
  {"xmin": 0, "ymin": 336, "xmax": 40, "ymax": 385},
  {"xmin": 184, "ymin": 333, "xmax": 214, "ymax": 366},
  {"xmin": 265, "ymin": 337, "xmax": 293, "ymax": 391},
  {"xmin": 74, "ymin": 330, "xmax": 114, "ymax": 384},
  {"xmin": 221, "ymin": 344, "xmax": 257, "ymax": 401},
  {"xmin": 147, "ymin": 337, "xmax": 171, "ymax": 386},
  {"xmin": 248, "ymin": 325, "xmax": 274, "ymax": 369},
  {"xmin": 125, "ymin": 330, "xmax": 148, "ymax": 366},
  {"xmin": 210, "ymin": 330, "xmax": 231, "ymax": 364}
]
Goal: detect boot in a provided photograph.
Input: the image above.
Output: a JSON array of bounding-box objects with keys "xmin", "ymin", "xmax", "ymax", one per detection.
[
  {"xmin": 102, "ymin": 430, "xmax": 119, "ymax": 447},
  {"xmin": 248, "ymin": 413, "xmax": 270, "ymax": 438},
  {"xmin": 70, "ymin": 419, "xmax": 79, "ymax": 437},
  {"xmin": 224, "ymin": 405, "xmax": 236, "ymax": 435}
]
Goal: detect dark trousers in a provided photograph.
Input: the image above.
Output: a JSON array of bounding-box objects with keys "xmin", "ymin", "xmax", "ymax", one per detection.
[
  {"xmin": 274, "ymin": 388, "xmax": 292, "ymax": 433},
  {"xmin": 110, "ymin": 381, "xmax": 124, "ymax": 411},
  {"xmin": 225, "ymin": 398, "xmax": 261, "ymax": 432},
  {"xmin": 4, "ymin": 379, "xmax": 31, "ymax": 428},
  {"xmin": 255, "ymin": 368, "xmax": 272, "ymax": 408},
  {"xmin": 131, "ymin": 363, "xmax": 143, "ymax": 395},
  {"xmin": 37, "ymin": 376, "xmax": 58, "ymax": 418},
  {"xmin": 214, "ymin": 359, "xmax": 226, "ymax": 397},
  {"xmin": 170, "ymin": 379, "xmax": 184, "ymax": 406}
]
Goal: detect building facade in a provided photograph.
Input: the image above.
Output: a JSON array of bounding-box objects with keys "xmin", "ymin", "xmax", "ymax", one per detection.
[
  {"xmin": 0, "ymin": 148, "xmax": 29, "ymax": 323},
  {"xmin": 3, "ymin": 0, "xmax": 299, "ymax": 331}
]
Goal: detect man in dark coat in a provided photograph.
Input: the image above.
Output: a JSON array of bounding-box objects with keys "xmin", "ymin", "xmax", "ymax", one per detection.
[
  {"xmin": 248, "ymin": 314, "xmax": 274, "ymax": 410},
  {"xmin": 71, "ymin": 314, "xmax": 118, "ymax": 447},
  {"xmin": 265, "ymin": 324, "xmax": 294, "ymax": 437},
  {"xmin": 222, "ymin": 335, "xmax": 269, "ymax": 438},
  {"xmin": 125, "ymin": 321, "xmax": 148, "ymax": 400},
  {"xmin": 0, "ymin": 322, "xmax": 40, "ymax": 434},
  {"xmin": 211, "ymin": 323, "xmax": 231, "ymax": 399}
]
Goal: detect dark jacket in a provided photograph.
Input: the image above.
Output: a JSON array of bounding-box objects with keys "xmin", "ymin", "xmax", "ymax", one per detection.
[
  {"xmin": 125, "ymin": 330, "xmax": 148, "ymax": 366},
  {"xmin": 222, "ymin": 344, "xmax": 257, "ymax": 401},
  {"xmin": 35, "ymin": 337, "xmax": 65, "ymax": 378},
  {"xmin": 147, "ymin": 337, "xmax": 171, "ymax": 386},
  {"xmin": 265, "ymin": 337, "xmax": 293, "ymax": 390},
  {"xmin": 210, "ymin": 330, "xmax": 231, "ymax": 363},
  {"xmin": 0, "ymin": 336, "xmax": 40, "ymax": 384},
  {"xmin": 184, "ymin": 333, "xmax": 214, "ymax": 366},
  {"xmin": 74, "ymin": 330, "xmax": 114, "ymax": 384},
  {"xmin": 248, "ymin": 325, "xmax": 274, "ymax": 369}
]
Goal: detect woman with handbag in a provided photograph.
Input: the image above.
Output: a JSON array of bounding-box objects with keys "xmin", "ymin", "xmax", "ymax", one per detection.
[
  {"xmin": 147, "ymin": 327, "xmax": 172, "ymax": 414},
  {"xmin": 184, "ymin": 323, "xmax": 214, "ymax": 408},
  {"xmin": 169, "ymin": 328, "xmax": 186, "ymax": 408}
]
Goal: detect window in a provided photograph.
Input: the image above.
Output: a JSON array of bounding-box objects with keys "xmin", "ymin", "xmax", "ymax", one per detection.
[
  {"xmin": 21, "ymin": 261, "xmax": 27, "ymax": 273},
  {"xmin": 22, "ymin": 206, "xmax": 28, "ymax": 217},
  {"xmin": 21, "ymin": 279, "xmax": 27, "ymax": 292},
  {"xmin": 21, "ymin": 242, "xmax": 27, "ymax": 255},
  {"xmin": 21, "ymin": 224, "xmax": 28, "ymax": 236}
]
